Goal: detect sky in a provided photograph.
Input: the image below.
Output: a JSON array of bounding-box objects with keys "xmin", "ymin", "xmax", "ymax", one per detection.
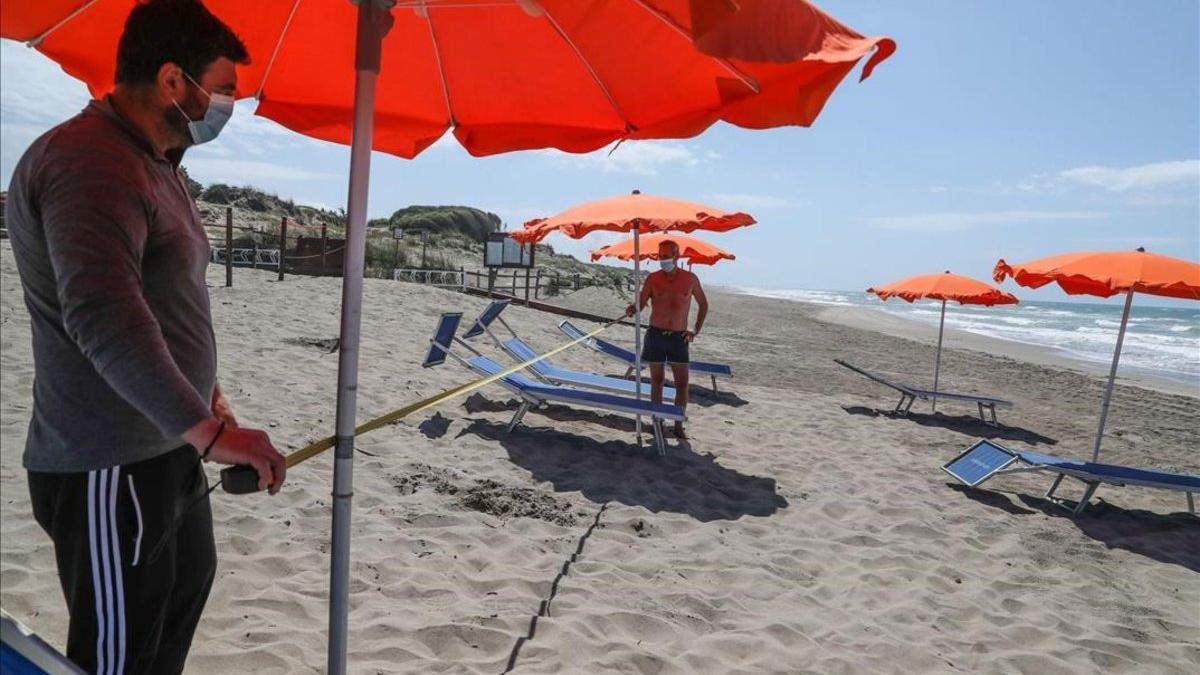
[{"xmin": 2, "ymin": 0, "xmax": 1198, "ymax": 307}]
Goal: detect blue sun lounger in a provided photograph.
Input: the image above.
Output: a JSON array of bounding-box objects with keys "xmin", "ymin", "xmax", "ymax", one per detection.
[
  {"xmin": 942, "ymin": 439, "xmax": 1199, "ymax": 515},
  {"xmin": 424, "ymin": 313, "xmax": 685, "ymax": 454},
  {"xmin": 558, "ymin": 319, "xmax": 733, "ymax": 394},
  {"xmin": 463, "ymin": 300, "xmax": 677, "ymax": 400},
  {"xmin": 2, "ymin": 609, "xmax": 85, "ymax": 674},
  {"xmin": 834, "ymin": 359, "xmax": 1011, "ymax": 426}
]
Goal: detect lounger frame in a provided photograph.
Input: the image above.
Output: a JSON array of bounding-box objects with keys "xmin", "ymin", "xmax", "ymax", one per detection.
[
  {"xmin": 464, "ymin": 302, "xmax": 677, "ymax": 399},
  {"xmin": 425, "ymin": 314, "xmax": 679, "ymax": 454},
  {"xmin": 835, "ymin": 359, "xmax": 1011, "ymax": 426},
  {"xmin": 944, "ymin": 439, "xmax": 1198, "ymax": 515}
]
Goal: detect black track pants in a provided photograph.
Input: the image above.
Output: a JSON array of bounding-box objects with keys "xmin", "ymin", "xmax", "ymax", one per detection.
[{"xmin": 28, "ymin": 445, "xmax": 216, "ymax": 675}]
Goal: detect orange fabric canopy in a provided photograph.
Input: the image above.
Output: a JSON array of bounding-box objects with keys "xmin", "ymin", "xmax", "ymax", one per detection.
[
  {"xmin": 512, "ymin": 192, "xmax": 754, "ymax": 244},
  {"xmin": 1, "ymin": 1, "xmax": 894, "ymax": 159},
  {"xmin": 590, "ymin": 233, "xmax": 735, "ymax": 266},
  {"xmin": 994, "ymin": 249, "xmax": 1200, "ymax": 300},
  {"xmin": 868, "ymin": 271, "xmax": 1018, "ymax": 306}
]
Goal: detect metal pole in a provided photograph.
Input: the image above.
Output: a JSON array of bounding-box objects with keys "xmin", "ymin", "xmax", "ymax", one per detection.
[
  {"xmin": 328, "ymin": 3, "xmax": 391, "ymax": 673},
  {"xmin": 278, "ymin": 216, "xmax": 287, "ymax": 281},
  {"xmin": 224, "ymin": 207, "xmax": 233, "ymax": 287},
  {"xmin": 633, "ymin": 224, "xmax": 643, "ymax": 443},
  {"xmin": 1092, "ymin": 290, "xmax": 1134, "ymax": 462},
  {"xmin": 320, "ymin": 222, "xmax": 328, "ymax": 277},
  {"xmin": 932, "ymin": 299, "xmax": 946, "ymax": 413}
]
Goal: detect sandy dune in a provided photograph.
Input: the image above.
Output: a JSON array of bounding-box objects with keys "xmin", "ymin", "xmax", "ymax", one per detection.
[{"xmin": 2, "ymin": 242, "xmax": 1197, "ymax": 674}]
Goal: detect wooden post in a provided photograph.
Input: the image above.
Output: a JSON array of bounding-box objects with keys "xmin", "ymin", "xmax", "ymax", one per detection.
[
  {"xmin": 320, "ymin": 222, "xmax": 328, "ymax": 277},
  {"xmin": 251, "ymin": 240, "xmax": 259, "ymax": 269},
  {"xmin": 524, "ymin": 267, "xmax": 531, "ymax": 301},
  {"xmin": 488, "ymin": 268, "xmax": 496, "ymax": 293},
  {"xmin": 459, "ymin": 266, "xmax": 465, "ymax": 292},
  {"xmin": 574, "ymin": 273, "xmax": 580, "ymax": 290},
  {"xmin": 534, "ymin": 269, "xmax": 542, "ymax": 299},
  {"xmin": 511, "ymin": 271, "xmax": 517, "ymax": 296},
  {"xmin": 224, "ymin": 207, "xmax": 233, "ymax": 287},
  {"xmin": 278, "ymin": 216, "xmax": 287, "ymax": 281}
]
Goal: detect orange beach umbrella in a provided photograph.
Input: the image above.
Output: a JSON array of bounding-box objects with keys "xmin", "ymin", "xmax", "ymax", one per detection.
[
  {"xmin": 591, "ymin": 233, "xmax": 735, "ymax": 266},
  {"xmin": 995, "ymin": 248, "xmax": 1200, "ymax": 462},
  {"xmin": 867, "ymin": 271, "xmax": 1018, "ymax": 412},
  {"xmin": 3, "ymin": 2, "xmax": 893, "ymax": 671}
]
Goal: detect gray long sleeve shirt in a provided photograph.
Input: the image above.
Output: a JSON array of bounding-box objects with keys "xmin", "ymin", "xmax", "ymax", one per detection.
[{"xmin": 7, "ymin": 99, "xmax": 217, "ymax": 473}]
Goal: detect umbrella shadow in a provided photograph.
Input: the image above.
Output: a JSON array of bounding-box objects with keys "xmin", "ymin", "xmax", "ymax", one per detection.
[
  {"xmin": 841, "ymin": 405, "xmax": 1057, "ymax": 446},
  {"xmin": 949, "ymin": 484, "xmax": 1200, "ymax": 572},
  {"xmin": 418, "ymin": 412, "xmax": 452, "ymax": 439},
  {"xmin": 456, "ymin": 419, "xmax": 788, "ymax": 522}
]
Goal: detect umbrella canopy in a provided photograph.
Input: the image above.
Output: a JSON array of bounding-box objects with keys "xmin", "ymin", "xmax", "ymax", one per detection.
[
  {"xmin": 867, "ymin": 271, "xmax": 1017, "ymax": 412},
  {"xmin": 868, "ymin": 271, "xmax": 1019, "ymax": 306},
  {"xmin": 2, "ymin": 2, "xmax": 894, "ymax": 672},
  {"xmin": 1, "ymin": 0, "xmax": 895, "ymax": 159},
  {"xmin": 512, "ymin": 192, "xmax": 754, "ymax": 244},
  {"xmin": 994, "ymin": 249, "xmax": 1200, "ymax": 300},
  {"xmin": 591, "ymin": 232, "xmax": 735, "ymax": 266},
  {"xmin": 994, "ymin": 248, "xmax": 1200, "ymax": 462}
]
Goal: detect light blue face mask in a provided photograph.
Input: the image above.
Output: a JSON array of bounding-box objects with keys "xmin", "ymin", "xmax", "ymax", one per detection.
[
  {"xmin": 659, "ymin": 258, "xmax": 677, "ymax": 273},
  {"xmin": 172, "ymin": 72, "xmax": 234, "ymax": 145}
]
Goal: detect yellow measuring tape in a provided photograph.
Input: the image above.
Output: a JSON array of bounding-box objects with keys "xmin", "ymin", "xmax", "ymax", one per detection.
[{"xmin": 281, "ymin": 314, "xmax": 625, "ymax": 470}]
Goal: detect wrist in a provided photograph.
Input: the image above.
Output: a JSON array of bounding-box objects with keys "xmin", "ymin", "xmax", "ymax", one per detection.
[{"xmin": 182, "ymin": 417, "xmax": 222, "ymax": 451}]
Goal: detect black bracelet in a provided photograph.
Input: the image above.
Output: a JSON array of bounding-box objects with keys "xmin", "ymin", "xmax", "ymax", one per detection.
[{"xmin": 201, "ymin": 421, "xmax": 226, "ymax": 461}]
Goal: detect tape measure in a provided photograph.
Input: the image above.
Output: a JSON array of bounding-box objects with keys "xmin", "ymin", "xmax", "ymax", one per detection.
[{"xmin": 220, "ymin": 315, "xmax": 623, "ymax": 494}]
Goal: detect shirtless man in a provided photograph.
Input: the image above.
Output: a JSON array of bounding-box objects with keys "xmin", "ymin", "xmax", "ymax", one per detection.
[{"xmin": 624, "ymin": 240, "xmax": 708, "ymax": 439}]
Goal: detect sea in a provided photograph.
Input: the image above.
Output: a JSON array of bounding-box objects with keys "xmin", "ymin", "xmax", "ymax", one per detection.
[{"xmin": 734, "ymin": 288, "xmax": 1200, "ymax": 388}]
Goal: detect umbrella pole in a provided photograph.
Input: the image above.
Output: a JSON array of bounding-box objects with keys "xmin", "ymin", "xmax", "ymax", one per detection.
[
  {"xmin": 328, "ymin": 4, "xmax": 390, "ymax": 674},
  {"xmin": 633, "ymin": 227, "xmax": 643, "ymax": 444},
  {"xmin": 1092, "ymin": 290, "xmax": 1134, "ymax": 462},
  {"xmin": 932, "ymin": 299, "xmax": 946, "ymax": 413}
]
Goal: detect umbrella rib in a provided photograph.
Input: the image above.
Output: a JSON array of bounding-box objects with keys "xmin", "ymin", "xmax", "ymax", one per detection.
[
  {"xmin": 255, "ymin": 0, "xmax": 304, "ymax": 101},
  {"xmin": 627, "ymin": 0, "xmax": 761, "ymax": 95},
  {"xmin": 535, "ymin": 3, "xmax": 635, "ymax": 134},
  {"xmin": 26, "ymin": 0, "xmax": 100, "ymax": 47},
  {"xmin": 422, "ymin": 5, "xmax": 458, "ymax": 127}
]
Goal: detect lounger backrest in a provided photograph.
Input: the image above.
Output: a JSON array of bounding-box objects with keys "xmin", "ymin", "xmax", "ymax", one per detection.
[
  {"xmin": 834, "ymin": 359, "xmax": 914, "ymax": 395},
  {"xmin": 463, "ymin": 300, "xmax": 510, "ymax": 339},
  {"xmin": 503, "ymin": 338, "xmax": 554, "ymax": 376},
  {"xmin": 942, "ymin": 439, "xmax": 1019, "ymax": 486},
  {"xmin": 423, "ymin": 313, "xmax": 463, "ymax": 367},
  {"xmin": 558, "ymin": 320, "xmax": 586, "ymax": 341}
]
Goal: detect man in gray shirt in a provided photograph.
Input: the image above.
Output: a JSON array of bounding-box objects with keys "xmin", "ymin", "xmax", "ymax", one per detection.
[{"xmin": 7, "ymin": 2, "xmax": 286, "ymax": 672}]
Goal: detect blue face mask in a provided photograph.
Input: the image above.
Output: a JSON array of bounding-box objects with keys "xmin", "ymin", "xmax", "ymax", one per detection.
[
  {"xmin": 659, "ymin": 258, "xmax": 677, "ymax": 273},
  {"xmin": 172, "ymin": 72, "xmax": 234, "ymax": 145}
]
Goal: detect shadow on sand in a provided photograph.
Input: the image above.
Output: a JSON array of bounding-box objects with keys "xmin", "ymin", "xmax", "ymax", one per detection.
[
  {"xmin": 597, "ymin": 372, "xmax": 750, "ymax": 408},
  {"xmin": 841, "ymin": 405, "xmax": 1057, "ymax": 446},
  {"xmin": 457, "ymin": 418, "xmax": 787, "ymax": 522},
  {"xmin": 949, "ymin": 483, "xmax": 1200, "ymax": 572},
  {"xmin": 464, "ymin": 393, "xmax": 636, "ymax": 433}
]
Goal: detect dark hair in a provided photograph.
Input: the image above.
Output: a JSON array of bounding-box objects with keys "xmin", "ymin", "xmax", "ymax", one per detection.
[{"xmin": 115, "ymin": 0, "xmax": 249, "ymax": 86}]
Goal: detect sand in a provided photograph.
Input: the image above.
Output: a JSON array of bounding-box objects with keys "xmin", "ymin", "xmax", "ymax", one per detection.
[{"xmin": 2, "ymin": 241, "xmax": 1198, "ymax": 674}]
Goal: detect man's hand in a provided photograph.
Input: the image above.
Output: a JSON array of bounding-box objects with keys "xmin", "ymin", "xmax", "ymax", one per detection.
[
  {"xmin": 211, "ymin": 383, "xmax": 239, "ymax": 428},
  {"xmin": 684, "ymin": 329, "xmax": 698, "ymax": 342},
  {"xmin": 183, "ymin": 418, "xmax": 286, "ymax": 494},
  {"xmin": 624, "ymin": 303, "xmax": 636, "ymax": 318}
]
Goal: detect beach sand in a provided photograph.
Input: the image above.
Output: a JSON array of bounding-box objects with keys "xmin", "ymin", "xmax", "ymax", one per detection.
[{"xmin": 2, "ymin": 242, "xmax": 1197, "ymax": 674}]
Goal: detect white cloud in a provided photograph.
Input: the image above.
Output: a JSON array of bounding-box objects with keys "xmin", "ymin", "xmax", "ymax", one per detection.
[
  {"xmin": 865, "ymin": 210, "xmax": 1105, "ymax": 233},
  {"xmin": 704, "ymin": 193, "xmax": 793, "ymax": 210},
  {"xmin": 540, "ymin": 140, "xmax": 708, "ymax": 176},
  {"xmin": 181, "ymin": 157, "xmax": 333, "ymax": 183},
  {"xmin": 929, "ymin": 186, "xmax": 948, "ymax": 193},
  {"xmin": 1058, "ymin": 160, "xmax": 1199, "ymax": 192},
  {"xmin": 1018, "ymin": 160, "xmax": 1199, "ymax": 194}
]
